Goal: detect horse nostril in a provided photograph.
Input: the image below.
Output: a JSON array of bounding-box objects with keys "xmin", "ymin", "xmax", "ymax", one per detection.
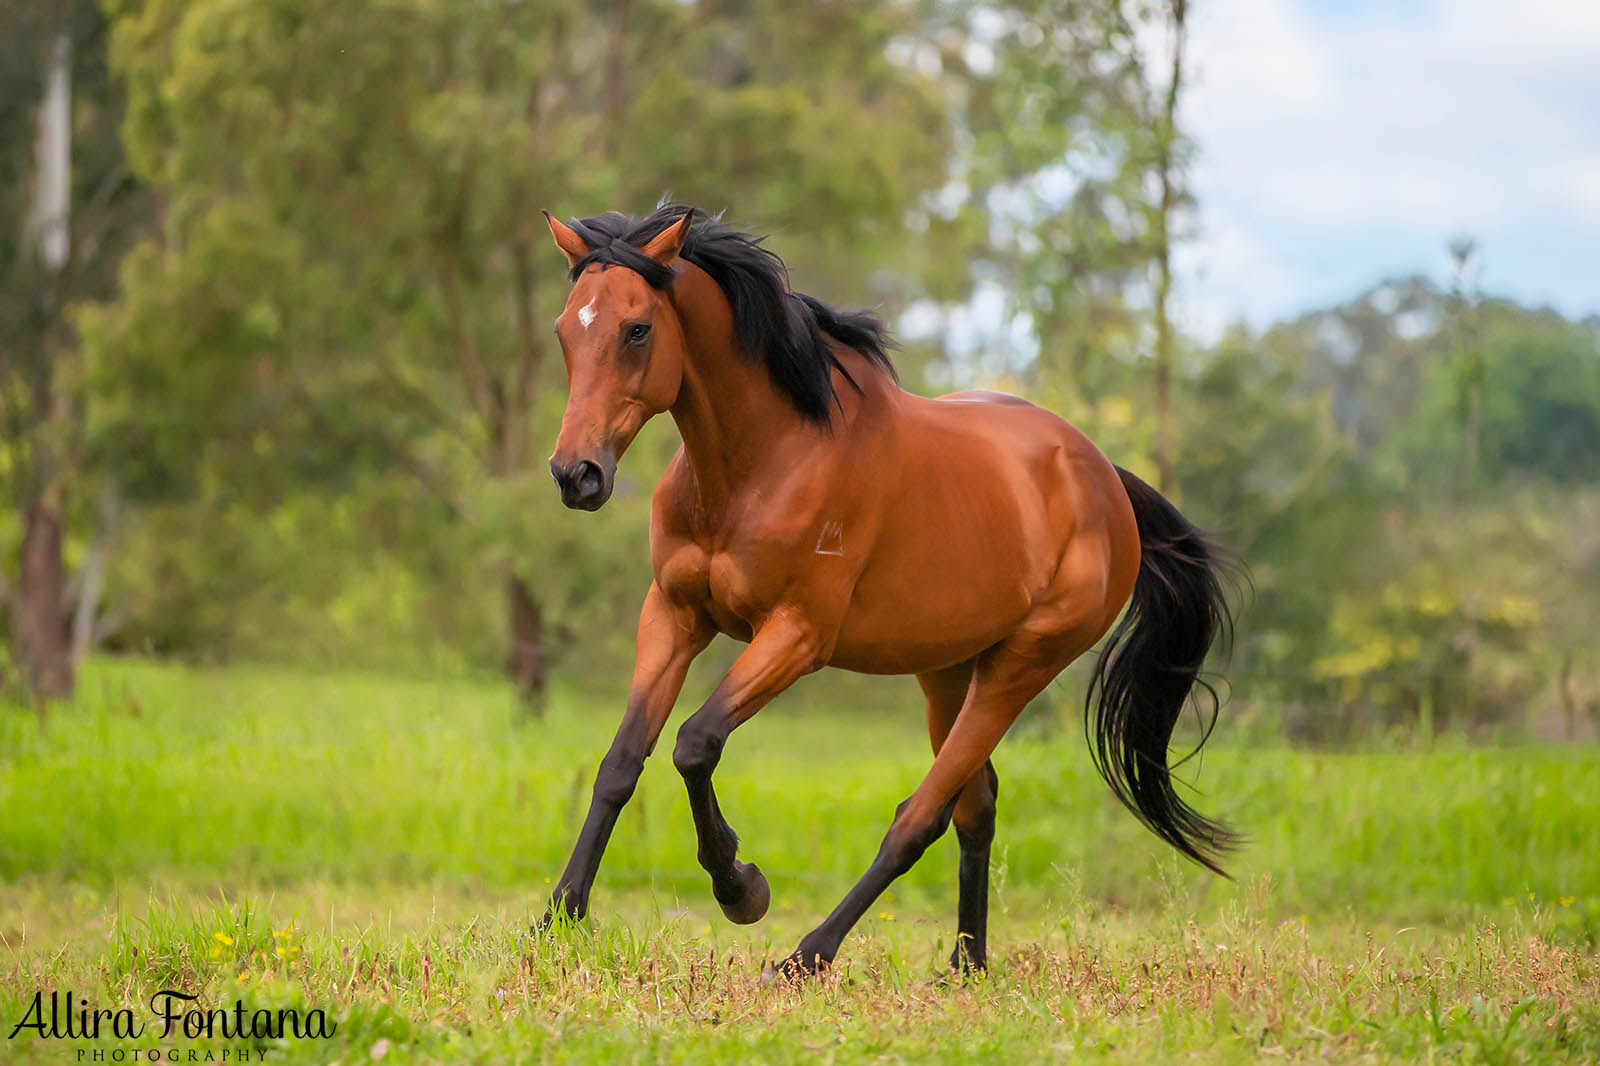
[
  {"xmin": 573, "ymin": 460, "xmax": 603, "ymax": 500},
  {"xmin": 552, "ymin": 456, "xmax": 611, "ymax": 510}
]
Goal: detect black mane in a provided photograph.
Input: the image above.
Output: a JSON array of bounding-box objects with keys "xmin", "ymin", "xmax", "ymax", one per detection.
[{"xmin": 564, "ymin": 203, "xmax": 896, "ymax": 423}]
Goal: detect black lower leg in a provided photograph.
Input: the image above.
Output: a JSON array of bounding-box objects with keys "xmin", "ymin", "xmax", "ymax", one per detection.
[
  {"xmin": 541, "ymin": 745, "xmax": 645, "ymax": 926},
  {"xmin": 951, "ymin": 762, "xmax": 998, "ymax": 972},
  {"xmin": 779, "ymin": 794, "xmax": 959, "ymax": 978},
  {"xmin": 674, "ymin": 708, "xmax": 769, "ymax": 924}
]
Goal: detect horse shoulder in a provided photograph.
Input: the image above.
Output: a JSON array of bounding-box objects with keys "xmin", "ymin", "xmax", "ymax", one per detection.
[{"xmin": 649, "ymin": 455, "xmax": 713, "ymax": 606}]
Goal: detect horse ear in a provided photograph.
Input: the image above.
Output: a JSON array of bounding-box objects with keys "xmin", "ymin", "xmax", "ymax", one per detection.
[
  {"xmin": 543, "ymin": 211, "xmax": 591, "ymax": 268},
  {"xmin": 639, "ymin": 213, "xmax": 692, "ymax": 266}
]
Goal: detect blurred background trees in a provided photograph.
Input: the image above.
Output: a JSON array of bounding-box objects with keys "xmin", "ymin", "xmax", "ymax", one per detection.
[
  {"xmin": 2, "ymin": 0, "xmax": 148, "ymax": 699},
  {"xmin": 82, "ymin": 0, "xmax": 949, "ymax": 702},
  {"xmin": 1, "ymin": 0, "xmax": 1596, "ymax": 741}
]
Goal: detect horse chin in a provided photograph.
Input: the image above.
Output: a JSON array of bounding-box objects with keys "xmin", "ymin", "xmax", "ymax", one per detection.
[{"xmin": 559, "ymin": 478, "xmax": 613, "ymax": 511}]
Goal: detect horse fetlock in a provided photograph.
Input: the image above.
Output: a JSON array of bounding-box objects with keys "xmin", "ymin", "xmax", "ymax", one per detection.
[{"xmin": 696, "ymin": 823, "xmax": 740, "ymax": 872}]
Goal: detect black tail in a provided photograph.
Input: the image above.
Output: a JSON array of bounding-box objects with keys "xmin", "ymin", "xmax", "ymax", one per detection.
[{"xmin": 1085, "ymin": 466, "xmax": 1241, "ymax": 876}]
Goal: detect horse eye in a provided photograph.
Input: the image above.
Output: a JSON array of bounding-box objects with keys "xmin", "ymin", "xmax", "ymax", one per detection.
[{"xmin": 625, "ymin": 323, "xmax": 652, "ymax": 345}]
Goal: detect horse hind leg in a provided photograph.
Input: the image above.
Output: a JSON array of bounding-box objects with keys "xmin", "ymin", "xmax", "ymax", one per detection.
[
  {"xmin": 950, "ymin": 762, "xmax": 998, "ymax": 972},
  {"xmin": 920, "ymin": 664, "xmax": 999, "ymax": 973},
  {"xmin": 775, "ymin": 638, "xmax": 1077, "ymax": 979}
]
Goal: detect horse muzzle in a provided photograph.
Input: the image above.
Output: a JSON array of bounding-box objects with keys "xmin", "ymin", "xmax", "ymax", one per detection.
[{"xmin": 549, "ymin": 454, "xmax": 615, "ymax": 511}]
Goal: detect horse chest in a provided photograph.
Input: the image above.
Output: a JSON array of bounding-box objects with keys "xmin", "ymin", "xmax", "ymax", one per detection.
[
  {"xmin": 656, "ymin": 542, "xmax": 712, "ymax": 603},
  {"xmin": 707, "ymin": 551, "xmax": 763, "ymax": 621},
  {"xmin": 655, "ymin": 539, "xmax": 770, "ymax": 638}
]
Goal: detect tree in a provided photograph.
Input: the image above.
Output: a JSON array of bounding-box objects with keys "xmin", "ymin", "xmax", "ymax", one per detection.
[
  {"xmin": 912, "ymin": 1, "xmax": 1195, "ymax": 491},
  {"xmin": 1147, "ymin": 0, "xmax": 1188, "ymax": 494},
  {"xmin": 93, "ymin": 0, "xmax": 948, "ymax": 701},
  {"xmin": 1, "ymin": 1, "xmax": 145, "ymax": 700},
  {"xmin": 1445, "ymin": 237, "xmax": 1484, "ymax": 488},
  {"xmin": 1175, "ymin": 277, "xmax": 1600, "ymax": 742}
]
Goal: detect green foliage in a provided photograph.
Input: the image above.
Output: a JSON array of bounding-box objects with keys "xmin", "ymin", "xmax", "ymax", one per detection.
[
  {"xmin": 1448, "ymin": 311, "xmax": 1600, "ymax": 482},
  {"xmin": 0, "ymin": 2, "xmax": 1591, "ymax": 739},
  {"xmin": 85, "ymin": 0, "xmax": 953, "ymax": 674},
  {"xmin": 1151, "ymin": 281, "xmax": 1600, "ymax": 742}
]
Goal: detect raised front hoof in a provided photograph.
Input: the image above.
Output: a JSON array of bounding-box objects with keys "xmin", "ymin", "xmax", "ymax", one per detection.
[
  {"xmin": 716, "ymin": 861, "xmax": 771, "ymax": 925},
  {"xmin": 761, "ymin": 947, "xmax": 832, "ymax": 987}
]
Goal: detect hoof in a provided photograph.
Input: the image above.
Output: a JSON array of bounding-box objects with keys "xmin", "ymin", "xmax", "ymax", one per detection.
[
  {"xmin": 717, "ymin": 861, "xmax": 770, "ymax": 925},
  {"xmin": 762, "ymin": 946, "xmax": 830, "ymax": 986},
  {"xmin": 947, "ymin": 945, "xmax": 987, "ymax": 977},
  {"xmin": 534, "ymin": 893, "xmax": 584, "ymax": 935}
]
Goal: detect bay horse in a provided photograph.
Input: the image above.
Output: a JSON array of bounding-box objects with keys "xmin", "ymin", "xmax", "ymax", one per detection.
[{"xmin": 539, "ymin": 203, "xmax": 1236, "ymax": 978}]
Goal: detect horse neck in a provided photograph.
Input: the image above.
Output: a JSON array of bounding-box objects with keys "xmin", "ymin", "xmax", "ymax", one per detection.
[{"xmin": 667, "ymin": 262, "xmax": 810, "ymax": 505}]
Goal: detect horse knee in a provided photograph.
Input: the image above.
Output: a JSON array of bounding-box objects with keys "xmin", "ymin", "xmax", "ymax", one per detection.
[{"xmin": 672, "ymin": 717, "xmax": 725, "ymax": 779}]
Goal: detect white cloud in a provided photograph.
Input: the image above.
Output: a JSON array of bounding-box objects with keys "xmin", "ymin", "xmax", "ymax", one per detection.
[
  {"xmin": 1178, "ymin": 0, "xmax": 1600, "ymax": 333},
  {"xmin": 1544, "ymin": 154, "xmax": 1600, "ymax": 226}
]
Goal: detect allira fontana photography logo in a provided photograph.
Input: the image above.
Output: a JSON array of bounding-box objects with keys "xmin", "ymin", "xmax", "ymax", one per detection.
[{"xmin": 9, "ymin": 989, "xmax": 337, "ymax": 1060}]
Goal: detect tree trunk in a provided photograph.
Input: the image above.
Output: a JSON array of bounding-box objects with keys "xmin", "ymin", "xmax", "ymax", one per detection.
[
  {"xmin": 1558, "ymin": 652, "xmax": 1577, "ymax": 743},
  {"xmin": 505, "ymin": 570, "xmax": 547, "ymax": 713},
  {"xmin": 14, "ymin": 491, "xmax": 74, "ymax": 701},
  {"xmin": 11, "ymin": 30, "xmax": 76, "ymax": 703},
  {"xmin": 27, "ymin": 32, "xmax": 72, "ymax": 275},
  {"xmin": 69, "ymin": 480, "xmax": 116, "ymax": 667},
  {"xmin": 1151, "ymin": 0, "xmax": 1187, "ymax": 496},
  {"xmin": 1153, "ymin": 254, "xmax": 1175, "ymax": 494}
]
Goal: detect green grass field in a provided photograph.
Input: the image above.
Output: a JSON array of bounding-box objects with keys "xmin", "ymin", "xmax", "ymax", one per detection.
[{"xmin": 2, "ymin": 660, "xmax": 1597, "ymax": 1063}]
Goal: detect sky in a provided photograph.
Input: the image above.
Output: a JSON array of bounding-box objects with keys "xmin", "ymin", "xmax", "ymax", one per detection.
[{"xmin": 1177, "ymin": 0, "xmax": 1600, "ymax": 338}]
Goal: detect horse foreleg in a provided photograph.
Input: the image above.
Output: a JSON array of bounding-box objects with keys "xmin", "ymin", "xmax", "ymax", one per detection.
[
  {"xmin": 673, "ymin": 614, "xmax": 824, "ymax": 924},
  {"xmin": 541, "ymin": 584, "xmax": 710, "ymax": 927}
]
